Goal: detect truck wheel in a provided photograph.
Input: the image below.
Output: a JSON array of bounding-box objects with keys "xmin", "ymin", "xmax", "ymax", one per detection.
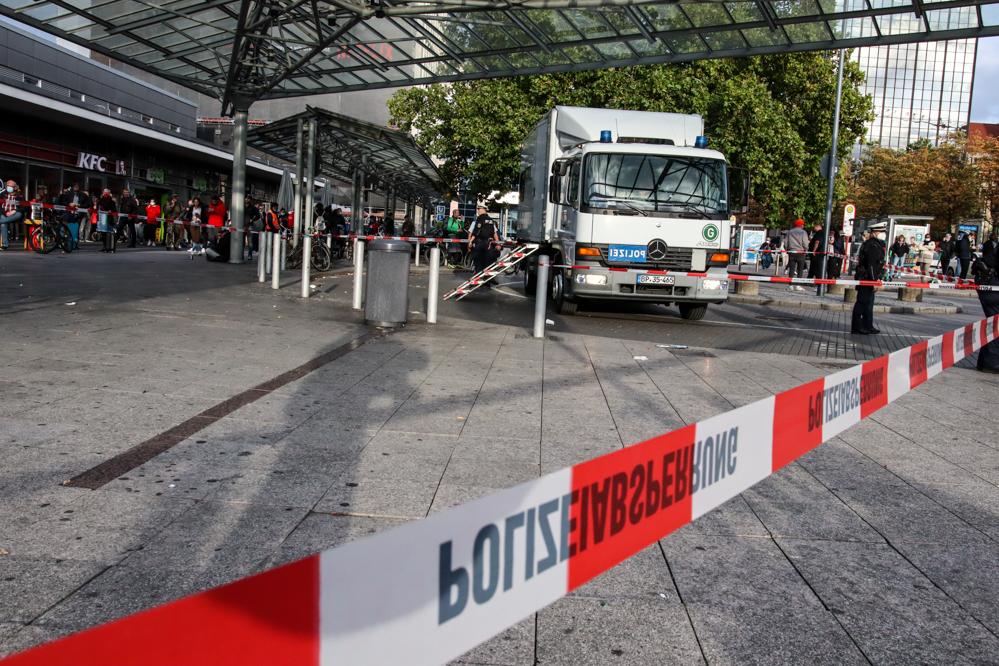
[
  {"xmin": 551, "ymin": 271, "xmax": 577, "ymax": 315},
  {"xmin": 524, "ymin": 269, "xmax": 538, "ymax": 296},
  {"xmin": 679, "ymin": 304, "xmax": 707, "ymax": 321}
]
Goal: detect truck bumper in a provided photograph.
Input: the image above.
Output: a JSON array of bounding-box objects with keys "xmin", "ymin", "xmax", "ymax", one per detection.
[{"xmin": 565, "ymin": 267, "xmax": 729, "ymax": 304}]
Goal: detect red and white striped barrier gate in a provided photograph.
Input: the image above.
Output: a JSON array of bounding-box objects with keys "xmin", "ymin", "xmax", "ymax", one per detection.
[{"xmin": 2, "ymin": 315, "xmax": 997, "ymax": 666}]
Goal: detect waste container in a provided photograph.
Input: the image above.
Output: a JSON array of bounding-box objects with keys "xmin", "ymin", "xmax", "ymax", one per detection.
[{"xmin": 364, "ymin": 238, "xmax": 411, "ymax": 327}]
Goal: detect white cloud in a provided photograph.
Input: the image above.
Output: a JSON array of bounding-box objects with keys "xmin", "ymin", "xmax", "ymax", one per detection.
[{"xmin": 972, "ymin": 37, "xmax": 999, "ymax": 123}]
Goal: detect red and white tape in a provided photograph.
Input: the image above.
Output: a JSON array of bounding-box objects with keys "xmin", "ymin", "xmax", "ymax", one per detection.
[{"xmin": 2, "ymin": 316, "xmax": 998, "ymax": 666}]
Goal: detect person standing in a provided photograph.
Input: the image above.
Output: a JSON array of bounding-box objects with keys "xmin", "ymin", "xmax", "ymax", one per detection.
[
  {"xmin": 807, "ymin": 223, "xmax": 825, "ymax": 278},
  {"xmin": 937, "ymin": 233, "xmax": 954, "ymax": 274},
  {"xmin": 0, "ymin": 180, "xmax": 28, "ymax": 250},
  {"xmin": 144, "ymin": 199, "xmax": 161, "ymax": 247},
  {"xmin": 187, "ymin": 198, "xmax": 204, "ymax": 254},
  {"xmin": 115, "ymin": 188, "xmax": 139, "ymax": 248},
  {"xmin": 852, "ymin": 222, "xmax": 887, "ymax": 335},
  {"xmin": 206, "ymin": 195, "xmax": 226, "ymax": 244},
  {"xmin": 983, "ymin": 232, "xmax": 998, "ymax": 262},
  {"xmin": 59, "ymin": 183, "xmax": 92, "ymax": 243},
  {"xmin": 243, "ymin": 195, "xmax": 260, "ymax": 260},
  {"xmin": 163, "ymin": 195, "xmax": 185, "ymax": 250},
  {"xmin": 827, "ymin": 230, "xmax": 844, "ymax": 279},
  {"xmin": 957, "ymin": 231, "xmax": 975, "ymax": 280},
  {"xmin": 784, "ymin": 218, "xmax": 810, "ymax": 290},
  {"xmin": 918, "ymin": 238, "xmax": 935, "ymax": 274},
  {"xmin": 467, "ymin": 206, "xmax": 500, "ymax": 280},
  {"xmin": 889, "ymin": 234, "xmax": 908, "ymax": 279},
  {"xmin": 971, "ymin": 250, "xmax": 999, "ymax": 372}
]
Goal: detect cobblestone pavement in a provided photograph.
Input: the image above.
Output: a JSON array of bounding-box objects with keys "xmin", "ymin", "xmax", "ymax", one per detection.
[{"xmin": 1, "ymin": 247, "xmax": 998, "ymax": 665}]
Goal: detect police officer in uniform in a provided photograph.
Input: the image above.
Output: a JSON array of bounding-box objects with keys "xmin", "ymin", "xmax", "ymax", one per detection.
[
  {"xmin": 972, "ymin": 250, "xmax": 999, "ymax": 373},
  {"xmin": 852, "ymin": 222, "xmax": 887, "ymax": 335}
]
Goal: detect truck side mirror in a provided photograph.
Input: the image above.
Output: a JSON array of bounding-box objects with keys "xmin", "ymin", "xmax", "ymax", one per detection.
[
  {"xmin": 549, "ymin": 174, "xmax": 560, "ymax": 204},
  {"xmin": 728, "ymin": 166, "xmax": 751, "ymax": 214},
  {"xmin": 740, "ymin": 174, "xmax": 751, "ymax": 213}
]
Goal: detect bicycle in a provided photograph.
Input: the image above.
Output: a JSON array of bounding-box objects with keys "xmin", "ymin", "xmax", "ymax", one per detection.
[
  {"xmin": 26, "ymin": 209, "xmax": 74, "ymax": 254},
  {"xmin": 286, "ymin": 230, "xmax": 332, "ymax": 272}
]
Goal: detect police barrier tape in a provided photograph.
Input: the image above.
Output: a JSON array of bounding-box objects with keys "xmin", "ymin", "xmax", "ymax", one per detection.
[
  {"xmin": 3, "ymin": 316, "xmax": 998, "ymax": 666},
  {"xmin": 553, "ymin": 265, "xmax": 999, "ymax": 292},
  {"xmin": 893, "ymin": 263, "xmax": 974, "ymax": 285}
]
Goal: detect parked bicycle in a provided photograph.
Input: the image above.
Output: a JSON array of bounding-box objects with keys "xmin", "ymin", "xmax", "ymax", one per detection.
[
  {"xmin": 286, "ymin": 230, "xmax": 332, "ymax": 272},
  {"xmin": 27, "ymin": 209, "xmax": 74, "ymax": 254}
]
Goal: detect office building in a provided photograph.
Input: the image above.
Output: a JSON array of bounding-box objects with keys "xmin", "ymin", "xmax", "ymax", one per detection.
[{"xmin": 854, "ymin": 37, "xmax": 978, "ymax": 150}]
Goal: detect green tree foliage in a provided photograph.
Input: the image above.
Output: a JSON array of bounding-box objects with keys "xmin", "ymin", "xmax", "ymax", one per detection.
[{"xmin": 388, "ymin": 51, "xmax": 873, "ymax": 227}]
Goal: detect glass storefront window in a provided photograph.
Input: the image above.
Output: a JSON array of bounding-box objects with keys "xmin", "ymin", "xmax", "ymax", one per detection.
[
  {"xmin": 0, "ymin": 158, "xmax": 27, "ymax": 191},
  {"xmin": 28, "ymin": 164, "xmax": 59, "ymax": 204}
]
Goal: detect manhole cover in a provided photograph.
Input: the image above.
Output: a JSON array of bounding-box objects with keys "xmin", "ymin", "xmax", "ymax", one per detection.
[{"xmin": 756, "ymin": 315, "xmax": 802, "ymax": 321}]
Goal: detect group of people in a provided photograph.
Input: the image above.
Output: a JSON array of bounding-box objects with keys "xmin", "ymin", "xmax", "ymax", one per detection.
[{"xmin": 771, "ymin": 219, "xmax": 847, "ymax": 291}]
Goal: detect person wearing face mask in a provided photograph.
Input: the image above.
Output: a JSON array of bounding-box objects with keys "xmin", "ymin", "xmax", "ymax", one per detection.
[
  {"xmin": 852, "ymin": 222, "xmax": 888, "ymax": 335},
  {"xmin": 0, "ymin": 180, "xmax": 28, "ymax": 250}
]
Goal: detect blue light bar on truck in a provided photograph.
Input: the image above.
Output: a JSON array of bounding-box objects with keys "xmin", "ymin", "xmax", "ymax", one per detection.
[
  {"xmin": 695, "ymin": 136, "xmax": 707, "ymax": 148},
  {"xmin": 600, "ymin": 130, "xmax": 612, "ymax": 143}
]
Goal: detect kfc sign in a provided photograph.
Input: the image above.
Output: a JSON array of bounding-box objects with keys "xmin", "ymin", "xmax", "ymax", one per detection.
[{"xmin": 76, "ymin": 152, "xmax": 126, "ymax": 175}]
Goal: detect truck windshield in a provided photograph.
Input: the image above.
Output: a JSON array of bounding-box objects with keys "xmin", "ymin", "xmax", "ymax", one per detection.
[{"xmin": 582, "ymin": 153, "xmax": 727, "ymax": 216}]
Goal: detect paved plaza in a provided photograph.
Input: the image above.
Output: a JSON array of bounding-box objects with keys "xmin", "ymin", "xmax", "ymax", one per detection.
[{"xmin": 1, "ymin": 247, "xmax": 998, "ymax": 664}]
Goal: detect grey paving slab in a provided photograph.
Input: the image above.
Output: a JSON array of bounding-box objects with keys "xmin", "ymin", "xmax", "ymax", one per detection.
[
  {"xmin": 536, "ymin": 597, "xmax": 704, "ymax": 666},
  {"xmin": 4, "ymin": 249, "xmax": 999, "ymax": 663},
  {"xmin": 778, "ymin": 539, "xmax": 999, "ymax": 665}
]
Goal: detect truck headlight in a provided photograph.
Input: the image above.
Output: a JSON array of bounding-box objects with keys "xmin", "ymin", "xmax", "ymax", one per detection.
[
  {"xmin": 702, "ymin": 279, "xmax": 727, "ymax": 290},
  {"xmin": 576, "ymin": 273, "xmax": 607, "ymax": 285}
]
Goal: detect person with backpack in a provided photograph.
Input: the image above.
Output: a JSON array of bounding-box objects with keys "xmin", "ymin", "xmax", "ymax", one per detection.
[
  {"xmin": 758, "ymin": 237, "xmax": 773, "ymax": 271},
  {"xmin": 445, "ymin": 211, "xmax": 463, "ymax": 237},
  {"xmin": 467, "ymin": 205, "xmax": 500, "ymax": 280},
  {"xmin": 852, "ymin": 222, "xmax": 887, "ymax": 335}
]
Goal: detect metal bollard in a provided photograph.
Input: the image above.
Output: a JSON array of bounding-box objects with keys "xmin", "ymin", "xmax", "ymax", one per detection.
[
  {"xmin": 258, "ymin": 232, "xmax": 266, "ymax": 282},
  {"xmin": 415, "ymin": 241, "xmax": 420, "ymax": 266},
  {"xmin": 301, "ymin": 234, "xmax": 311, "ymax": 298},
  {"xmin": 271, "ymin": 231, "xmax": 281, "ymax": 290},
  {"xmin": 352, "ymin": 239, "xmax": 365, "ymax": 310},
  {"xmin": 264, "ymin": 232, "xmax": 272, "ymax": 275},
  {"xmin": 428, "ymin": 246, "xmax": 440, "ymax": 323},
  {"xmin": 280, "ymin": 233, "xmax": 287, "ymax": 271},
  {"xmin": 534, "ymin": 255, "xmax": 549, "ymax": 339}
]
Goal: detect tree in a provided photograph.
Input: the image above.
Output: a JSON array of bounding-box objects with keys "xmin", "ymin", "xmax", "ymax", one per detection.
[
  {"xmin": 388, "ymin": 51, "xmax": 873, "ymax": 227},
  {"xmin": 849, "ymin": 135, "xmax": 980, "ymax": 234},
  {"xmin": 975, "ymin": 134, "xmax": 999, "ymax": 230}
]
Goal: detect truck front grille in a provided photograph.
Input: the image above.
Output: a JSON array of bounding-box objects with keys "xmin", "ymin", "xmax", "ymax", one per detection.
[{"xmin": 607, "ymin": 248, "xmax": 693, "ymax": 272}]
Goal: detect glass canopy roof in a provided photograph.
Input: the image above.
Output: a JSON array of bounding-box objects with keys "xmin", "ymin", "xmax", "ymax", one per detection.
[
  {"xmin": 2, "ymin": 0, "xmax": 996, "ymax": 113},
  {"xmin": 247, "ymin": 106, "xmax": 446, "ymax": 203}
]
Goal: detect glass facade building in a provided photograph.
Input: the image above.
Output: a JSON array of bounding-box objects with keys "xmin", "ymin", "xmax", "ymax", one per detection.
[{"xmin": 854, "ymin": 30, "xmax": 978, "ymax": 150}]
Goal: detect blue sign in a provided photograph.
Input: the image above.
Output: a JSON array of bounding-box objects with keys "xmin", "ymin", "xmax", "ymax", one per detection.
[
  {"xmin": 608, "ymin": 245, "xmax": 646, "ymax": 262},
  {"xmin": 958, "ymin": 224, "xmax": 977, "ymax": 236},
  {"xmin": 436, "ymin": 214, "xmax": 445, "ymax": 222},
  {"xmin": 436, "ymin": 205, "xmax": 446, "ymax": 216}
]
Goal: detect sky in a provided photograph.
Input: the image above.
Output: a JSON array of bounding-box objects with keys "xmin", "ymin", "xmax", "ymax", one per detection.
[{"xmin": 972, "ymin": 37, "xmax": 999, "ymax": 123}]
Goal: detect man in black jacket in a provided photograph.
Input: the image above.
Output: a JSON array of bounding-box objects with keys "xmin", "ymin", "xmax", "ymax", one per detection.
[
  {"xmin": 852, "ymin": 223, "xmax": 887, "ymax": 335},
  {"xmin": 938, "ymin": 233, "xmax": 955, "ymax": 274},
  {"xmin": 115, "ymin": 188, "xmax": 140, "ymax": 248},
  {"xmin": 243, "ymin": 195, "xmax": 260, "ymax": 260},
  {"xmin": 58, "ymin": 183, "xmax": 93, "ymax": 243},
  {"xmin": 957, "ymin": 231, "xmax": 975, "ymax": 279}
]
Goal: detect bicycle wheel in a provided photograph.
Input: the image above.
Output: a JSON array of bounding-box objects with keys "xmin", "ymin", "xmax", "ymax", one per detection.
[
  {"xmin": 462, "ymin": 249, "xmax": 474, "ymax": 271},
  {"xmin": 28, "ymin": 225, "xmax": 58, "ymax": 254},
  {"xmin": 286, "ymin": 244, "xmax": 303, "ymax": 269},
  {"xmin": 311, "ymin": 243, "xmax": 332, "ymax": 272},
  {"xmin": 54, "ymin": 223, "xmax": 73, "ymax": 253}
]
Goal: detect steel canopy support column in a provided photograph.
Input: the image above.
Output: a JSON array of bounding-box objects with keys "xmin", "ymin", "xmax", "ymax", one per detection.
[
  {"xmin": 293, "ymin": 118, "xmax": 304, "ymax": 248},
  {"xmin": 817, "ymin": 49, "xmax": 845, "ymax": 297},
  {"xmin": 304, "ymin": 118, "xmax": 317, "ymax": 236},
  {"xmin": 228, "ymin": 107, "xmax": 249, "ymax": 264}
]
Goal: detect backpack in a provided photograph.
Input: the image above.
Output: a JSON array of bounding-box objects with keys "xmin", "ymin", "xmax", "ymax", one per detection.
[
  {"xmin": 474, "ymin": 220, "xmax": 495, "ymax": 241},
  {"xmin": 972, "ymin": 255, "xmax": 997, "ymax": 286}
]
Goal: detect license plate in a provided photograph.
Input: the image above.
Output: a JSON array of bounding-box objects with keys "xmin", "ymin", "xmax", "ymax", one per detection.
[
  {"xmin": 608, "ymin": 245, "xmax": 646, "ymax": 262},
  {"xmin": 638, "ymin": 274, "xmax": 675, "ymax": 285}
]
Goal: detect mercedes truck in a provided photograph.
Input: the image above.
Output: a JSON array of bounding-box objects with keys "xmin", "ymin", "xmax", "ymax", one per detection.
[{"xmin": 518, "ymin": 106, "xmax": 749, "ymax": 319}]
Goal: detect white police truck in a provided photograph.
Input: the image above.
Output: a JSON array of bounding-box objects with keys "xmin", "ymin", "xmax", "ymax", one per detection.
[{"xmin": 518, "ymin": 106, "xmax": 749, "ymax": 319}]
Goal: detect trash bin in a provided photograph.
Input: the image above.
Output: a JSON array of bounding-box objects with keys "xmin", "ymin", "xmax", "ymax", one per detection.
[{"xmin": 364, "ymin": 238, "xmax": 411, "ymax": 327}]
